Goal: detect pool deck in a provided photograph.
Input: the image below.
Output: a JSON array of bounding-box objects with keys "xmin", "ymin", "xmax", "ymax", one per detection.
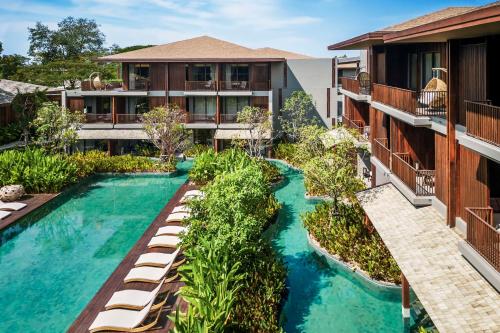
[
  {"xmin": 68, "ymin": 183, "xmax": 194, "ymax": 333},
  {"xmin": 0, "ymin": 193, "xmax": 58, "ymax": 231}
]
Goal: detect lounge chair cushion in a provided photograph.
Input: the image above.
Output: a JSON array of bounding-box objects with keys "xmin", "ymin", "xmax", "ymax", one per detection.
[
  {"xmin": 155, "ymin": 226, "xmax": 187, "ymax": 236},
  {"xmin": 0, "ymin": 201, "xmax": 27, "ymax": 211},
  {"xmin": 165, "ymin": 212, "xmax": 190, "ymax": 223},
  {"xmin": 89, "ymin": 298, "xmax": 154, "ymax": 332},
  {"xmin": 172, "ymin": 205, "xmax": 191, "ymax": 213},
  {"xmin": 148, "ymin": 235, "xmax": 181, "ymax": 248},
  {"xmin": 135, "ymin": 252, "xmax": 176, "ymax": 267},
  {"xmin": 105, "ymin": 278, "xmax": 164, "ymax": 310},
  {"xmin": 0, "ymin": 211, "xmax": 11, "ymax": 220}
]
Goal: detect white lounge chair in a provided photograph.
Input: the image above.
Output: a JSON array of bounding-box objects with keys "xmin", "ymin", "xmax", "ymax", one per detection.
[
  {"xmin": 179, "ymin": 191, "xmax": 205, "ymax": 204},
  {"xmin": 0, "ymin": 211, "xmax": 11, "ymax": 220},
  {"xmin": 0, "ymin": 201, "xmax": 26, "ymax": 211},
  {"xmin": 172, "ymin": 205, "xmax": 191, "ymax": 214},
  {"xmin": 105, "ymin": 278, "xmax": 166, "ymax": 310},
  {"xmin": 184, "ymin": 190, "xmax": 204, "ymax": 197},
  {"xmin": 88, "ymin": 297, "xmax": 162, "ymax": 333},
  {"xmin": 124, "ymin": 249, "xmax": 180, "ymax": 283},
  {"xmin": 165, "ymin": 212, "xmax": 190, "ymax": 223},
  {"xmin": 135, "ymin": 251, "xmax": 184, "ymax": 268},
  {"xmin": 148, "ymin": 235, "xmax": 181, "ymax": 249},
  {"xmin": 155, "ymin": 225, "xmax": 187, "ymax": 236}
]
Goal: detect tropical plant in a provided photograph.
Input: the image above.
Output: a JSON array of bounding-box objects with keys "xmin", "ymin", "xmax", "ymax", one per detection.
[
  {"xmin": 142, "ymin": 105, "xmax": 192, "ymax": 163},
  {"xmin": 303, "ymin": 201, "xmax": 401, "ymax": 283},
  {"xmin": 279, "ymin": 91, "xmax": 318, "ymax": 142},
  {"xmin": 273, "ymin": 142, "xmax": 299, "ymax": 167},
  {"xmin": 235, "ymin": 106, "xmax": 272, "ymax": 157},
  {"xmin": 0, "ymin": 123, "xmax": 22, "ymax": 145},
  {"xmin": 184, "ymin": 144, "xmax": 210, "ymax": 157},
  {"xmin": 0, "ymin": 148, "xmax": 78, "ymax": 193},
  {"xmin": 32, "ymin": 102, "xmax": 84, "ymax": 153},
  {"xmin": 11, "ymin": 90, "xmax": 49, "ymax": 145}
]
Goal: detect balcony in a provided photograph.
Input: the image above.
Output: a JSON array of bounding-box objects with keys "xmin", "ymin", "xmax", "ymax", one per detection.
[
  {"xmin": 342, "ymin": 115, "xmax": 369, "ymax": 141},
  {"xmin": 220, "ymin": 113, "xmax": 238, "ymax": 123},
  {"xmin": 465, "ymin": 207, "xmax": 499, "ymax": 272},
  {"xmin": 219, "ymin": 81, "xmax": 249, "ymax": 91},
  {"xmin": 372, "ymin": 84, "xmax": 446, "ymax": 118},
  {"xmin": 340, "ymin": 76, "xmax": 371, "ymax": 96},
  {"xmin": 373, "ymin": 138, "xmax": 390, "ymax": 170},
  {"xmin": 188, "ymin": 114, "xmax": 216, "ymax": 123},
  {"xmin": 391, "ymin": 152, "xmax": 435, "ymax": 196},
  {"xmin": 81, "ymin": 80, "xmax": 123, "ymax": 92},
  {"xmin": 115, "ymin": 114, "xmax": 143, "ymax": 124},
  {"xmin": 465, "ymin": 100, "xmax": 500, "ymax": 147},
  {"xmin": 85, "ymin": 113, "xmax": 112, "ymax": 123},
  {"xmin": 185, "ymin": 81, "xmax": 216, "ymax": 91}
]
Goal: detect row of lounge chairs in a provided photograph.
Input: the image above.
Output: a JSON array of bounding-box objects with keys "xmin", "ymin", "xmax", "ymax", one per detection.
[
  {"xmin": 88, "ymin": 190, "xmax": 204, "ymax": 333},
  {"xmin": 0, "ymin": 200, "xmax": 27, "ymax": 220}
]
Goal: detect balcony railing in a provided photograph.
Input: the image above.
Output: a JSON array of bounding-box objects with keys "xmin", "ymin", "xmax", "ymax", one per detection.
[
  {"xmin": 81, "ymin": 80, "xmax": 123, "ymax": 91},
  {"xmin": 85, "ymin": 113, "xmax": 112, "ymax": 123},
  {"xmin": 340, "ymin": 76, "xmax": 371, "ymax": 95},
  {"xmin": 373, "ymin": 138, "xmax": 391, "ymax": 169},
  {"xmin": 342, "ymin": 115, "xmax": 369, "ymax": 140},
  {"xmin": 372, "ymin": 84, "xmax": 446, "ymax": 117},
  {"xmin": 465, "ymin": 100, "xmax": 500, "ymax": 146},
  {"xmin": 220, "ymin": 113, "xmax": 238, "ymax": 123},
  {"xmin": 219, "ymin": 81, "xmax": 250, "ymax": 91},
  {"xmin": 185, "ymin": 81, "xmax": 216, "ymax": 91},
  {"xmin": 188, "ymin": 114, "xmax": 216, "ymax": 123},
  {"xmin": 465, "ymin": 207, "xmax": 499, "ymax": 271},
  {"xmin": 115, "ymin": 114, "xmax": 143, "ymax": 123},
  {"xmin": 392, "ymin": 152, "xmax": 435, "ymax": 196},
  {"xmin": 129, "ymin": 78, "xmax": 150, "ymax": 91}
]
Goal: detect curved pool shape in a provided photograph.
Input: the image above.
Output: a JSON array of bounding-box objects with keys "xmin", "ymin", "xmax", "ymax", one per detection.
[
  {"xmin": 270, "ymin": 161, "xmax": 413, "ymax": 333},
  {"xmin": 0, "ymin": 161, "xmax": 191, "ymax": 333}
]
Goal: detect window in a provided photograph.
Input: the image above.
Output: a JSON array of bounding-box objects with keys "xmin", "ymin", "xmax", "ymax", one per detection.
[
  {"xmin": 191, "ymin": 64, "xmax": 214, "ymax": 81},
  {"xmin": 128, "ymin": 97, "xmax": 149, "ymax": 114},
  {"xmin": 193, "ymin": 97, "xmax": 216, "ymax": 116},
  {"xmin": 128, "ymin": 64, "xmax": 150, "ymax": 90},
  {"xmin": 408, "ymin": 53, "xmax": 418, "ymax": 90},
  {"xmin": 96, "ymin": 97, "xmax": 111, "ymax": 114},
  {"xmin": 223, "ymin": 97, "xmax": 250, "ymax": 114},
  {"xmin": 421, "ymin": 52, "xmax": 440, "ymax": 88},
  {"xmin": 230, "ymin": 64, "xmax": 249, "ymax": 81}
]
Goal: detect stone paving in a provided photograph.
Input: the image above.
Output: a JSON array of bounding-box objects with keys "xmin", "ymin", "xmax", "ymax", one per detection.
[{"xmin": 357, "ymin": 184, "xmax": 500, "ymax": 333}]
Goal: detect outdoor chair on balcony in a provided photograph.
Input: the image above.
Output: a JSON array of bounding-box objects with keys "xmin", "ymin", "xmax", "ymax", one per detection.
[
  {"xmin": 104, "ymin": 278, "xmax": 167, "ymax": 311},
  {"xmin": 204, "ymin": 80, "xmax": 213, "ymax": 89},
  {"xmin": 418, "ymin": 68, "xmax": 447, "ymax": 109}
]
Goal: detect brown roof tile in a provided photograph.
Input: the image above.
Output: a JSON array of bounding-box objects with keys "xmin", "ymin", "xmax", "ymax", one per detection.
[{"xmin": 99, "ymin": 36, "xmax": 312, "ymax": 62}]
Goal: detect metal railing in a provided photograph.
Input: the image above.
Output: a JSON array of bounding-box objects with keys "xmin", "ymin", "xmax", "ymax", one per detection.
[
  {"xmin": 392, "ymin": 152, "xmax": 435, "ymax": 196},
  {"xmin": 465, "ymin": 100, "xmax": 500, "ymax": 146},
  {"xmin": 465, "ymin": 207, "xmax": 499, "ymax": 271},
  {"xmin": 219, "ymin": 81, "xmax": 250, "ymax": 91},
  {"xmin": 220, "ymin": 113, "xmax": 238, "ymax": 123},
  {"xmin": 129, "ymin": 78, "xmax": 150, "ymax": 91},
  {"xmin": 115, "ymin": 114, "xmax": 143, "ymax": 123},
  {"xmin": 188, "ymin": 114, "xmax": 216, "ymax": 122},
  {"xmin": 342, "ymin": 115, "xmax": 369, "ymax": 141},
  {"xmin": 340, "ymin": 76, "xmax": 371, "ymax": 95},
  {"xmin": 373, "ymin": 138, "xmax": 391, "ymax": 169},
  {"xmin": 185, "ymin": 81, "xmax": 216, "ymax": 91},
  {"xmin": 372, "ymin": 84, "xmax": 446, "ymax": 117},
  {"xmin": 85, "ymin": 113, "xmax": 112, "ymax": 123}
]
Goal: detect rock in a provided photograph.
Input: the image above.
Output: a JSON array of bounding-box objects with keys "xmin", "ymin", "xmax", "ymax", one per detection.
[{"xmin": 0, "ymin": 185, "xmax": 25, "ymax": 202}]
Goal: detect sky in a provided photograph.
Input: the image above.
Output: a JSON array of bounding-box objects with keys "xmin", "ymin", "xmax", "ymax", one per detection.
[{"xmin": 0, "ymin": 0, "xmax": 493, "ymax": 59}]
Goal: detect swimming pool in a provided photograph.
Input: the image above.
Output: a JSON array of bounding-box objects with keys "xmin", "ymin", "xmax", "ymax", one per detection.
[
  {"xmin": 0, "ymin": 161, "xmax": 191, "ymax": 333},
  {"xmin": 270, "ymin": 161, "xmax": 415, "ymax": 332}
]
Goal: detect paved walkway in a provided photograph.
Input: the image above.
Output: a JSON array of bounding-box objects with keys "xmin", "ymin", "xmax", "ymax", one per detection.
[{"xmin": 357, "ymin": 184, "xmax": 500, "ymax": 333}]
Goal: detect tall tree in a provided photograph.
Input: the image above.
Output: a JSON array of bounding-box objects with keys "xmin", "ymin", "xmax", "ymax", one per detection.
[
  {"xmin": 279, "ymin": 91, "xmax": 318, "ymax": 142},
  {"xmin": 1, "ymin": 54, "xmax": 28, "ymax": 79},
  {"xmin": 143, "ymin": 105, "xmax": 192, "ymax": 163},
  {"xmin": 11, "ymin": 90, "xmax": 49, "ymax": 145},
  {"xmin": 28, "ymin": 17, "xmax": 105, "ymax": 63},
  {"xmin": 236, "ymin": 106, "xmax": 272, "ymax": 157}
]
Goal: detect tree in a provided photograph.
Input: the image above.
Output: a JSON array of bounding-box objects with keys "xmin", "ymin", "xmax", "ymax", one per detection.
[
  {"xmin": 294, "ymin": 124, "xmax": 328, "ymax": 166},
  {"xmin": 28, "ymin": 17, "xmax": 105, "ymax": 63},
  {"xmin": 279, "ymin": 91, "xmax": 317, "ymax": 142},
  {"xmin": 32, "ymin": 102, "xmax": 84, "ymax": 153},
  {"xmin": 236, "ymin": 106, "xmax": 272, "ymax": 157},
  {"xmin": 0, "ymin": 54, "xmax": 28, "ymax": 79},
  {"xmin": 142, "ymin": 105, "xmax": 192, "ymax": 163},
  {"xmin": 11, "ymin": 90, "xmax": 49, "ymax": 145},
  {"xmin": 302, "ymin": 138, "xmax": 365, "ymax": 214}
]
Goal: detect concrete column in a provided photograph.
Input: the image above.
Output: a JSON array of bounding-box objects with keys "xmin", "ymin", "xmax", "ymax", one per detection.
[{"xmin": 401, "ymin": 273, "xmax": 410, "ymax": 318}]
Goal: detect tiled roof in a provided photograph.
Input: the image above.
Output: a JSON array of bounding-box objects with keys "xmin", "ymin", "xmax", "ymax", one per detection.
[
  {"xmin": 0, "ymin": 79, "xmax": 58, "ymax": 105},
  {"xmin": 381, "ymin": 6, "xmax": 476, "ymax": 32},
  {"xmin": 99, "ymin": 36, "xmax": 312, "ymax": 61}
]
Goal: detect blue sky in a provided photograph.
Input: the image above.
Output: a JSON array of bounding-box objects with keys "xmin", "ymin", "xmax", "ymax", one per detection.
[{"xmin": 0, "ymin": 0, "xmax": 492, "ymax": 58}]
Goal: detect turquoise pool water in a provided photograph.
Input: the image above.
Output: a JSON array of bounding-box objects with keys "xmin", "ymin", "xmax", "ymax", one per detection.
[
  {"xmin": 270, "ymin": 161, "xmax": 412, "ymax": 333},
  {"xmin": 0, "ymin": 161, "xmax": 191, "ymax": 333}
]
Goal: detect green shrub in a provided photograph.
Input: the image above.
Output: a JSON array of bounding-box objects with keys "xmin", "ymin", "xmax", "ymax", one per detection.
[
  {"xmin": 189, "ymin": 148, "xmax": 281, "ymax": 185},
  {"xmin": 174, "ymin": 153, "xmax": 285, "ymax": 332},
  {"xmin": 67, "ymin": 150, "xmax": 174, "ymax": 177},
  {"xmin": 274, "ymin": 142, "xmax": 299, "ymax": 166},
  {"xmin": 0, "ymin": 148, "xmax": 78, "ymax": 193},
  {"xmin": 303, "ymin": 201, "xmax": 401, "ymax": 284},
  {"xmin": 0, "ymin": 123, "xmax": 22, "ymax": 145},
  {"xmin": 184, "ymin": 144, "xmax": 211, "ymax": 158}
]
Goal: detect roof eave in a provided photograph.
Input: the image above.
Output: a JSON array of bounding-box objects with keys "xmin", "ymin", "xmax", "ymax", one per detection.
[
  {"xmin": 384, "ymin": 4, "xmax": 500, "ymax": 43},
  {"xmin": 97, "ymin": 57, "xmax": 286, "ymax": 63},
  {"xmin": 328, "ymin": 32, "xmax": 387, "ymax": 50}
]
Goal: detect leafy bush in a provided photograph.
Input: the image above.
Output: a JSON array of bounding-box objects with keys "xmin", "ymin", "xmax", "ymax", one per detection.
[
  {"xmin": 0, "ymin": 148, "xmax": 78, "ymax": 193},
  {"xmin": 184, "ymin": 144, "xmax": 211, "ymax": 158},
  {"xmin": 274, "ymin": 142, "xmax": 299, "ymax": 167},
  {"xmin": 173, "ymin": 153, "xmax": 285, "ymax": 332},
  {"xmin": 303, "ymin": 201, "xmax": 401, "ymax": 283},
  {"xmin": 67, "ymin": 150, "xmax": 174, "ymax": 177},
  {"xmin": 189, "ymin": 148, "xmax": 281, "ymax": 185},
  {"xmin": 0, "ymin": 123, "xmax": 22, "ymax": 145}
]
